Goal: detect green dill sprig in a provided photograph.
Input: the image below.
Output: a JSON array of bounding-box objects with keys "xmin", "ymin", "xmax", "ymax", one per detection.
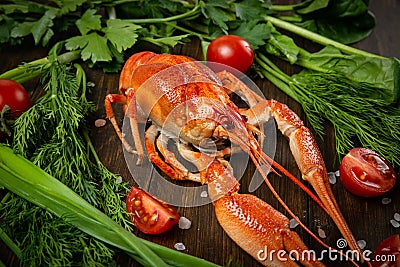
[
  {"xmin": 256, "ymin": 55, "xmax": 400, "ymax": 167},
  {"xmin": 1, "ymin": 60, "xmax": 132, "ymax": 266},
  {"xmin": 291, "ymin": 72, "xmax": 400, "ymax": 165}
]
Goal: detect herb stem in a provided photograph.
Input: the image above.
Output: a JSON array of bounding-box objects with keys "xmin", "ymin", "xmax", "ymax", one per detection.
[
  {"xmin": 0, "ymin": 192, "xmax": 22, "ymax": 259},
  {"xmin": 276, "ymin": 15, "xmax": 303, "ymax": 23},
  {"xmin": 125, "ymin": 2, "xmax": 201, "ymax": 24},
  {"xmin": 263, "ymin": 15, "xmax": 381, "ymax": 58},
  {"xmin": 0, "ymin": 51, "xmax": 81, "ymax": 83},
  {"xmin": 83, "ymin": 129, "xmax": 101, "ymax": 165},
  {"xmin": 0, "ymin": 227, "xmax": 22, "ymax": 259},
  {"xmin": 270, "ymin": 5, "xmax": 296, "ymax": 12},
  {"xmin": 0, "ymin": 191, "xmax": 11, "ymax": 206},
  {"xmin": 255, "ymin": 54, "xmax": 300, "ymax": 102},
  {"xmin": 164, "ymin": 21, "xmax": 209, "ymax": 40}
]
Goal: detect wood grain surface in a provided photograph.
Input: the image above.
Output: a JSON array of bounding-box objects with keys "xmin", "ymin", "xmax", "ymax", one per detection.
[{"xmin": 1, "ymin": 1, "xmax": 399, "ymax": 266}]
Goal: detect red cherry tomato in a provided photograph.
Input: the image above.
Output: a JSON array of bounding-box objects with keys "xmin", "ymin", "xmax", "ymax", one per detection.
[
  {"xmin": 126, "ymin": 186, "xmax": 180, "ymax": 234},
  {"xmin": 0, "ymin": 78, "xmax": 31, "ymax": 117},
  {"xmin": 339, "ymin": 148, "xmax": 396, "ymax": 197},
  {"xmin": 372, "ymin": 234, "xmax": 400, "ymax": 267},
  {"xmin": 206, "ymin": 35, "xmax": 254, "ymax": 73}
]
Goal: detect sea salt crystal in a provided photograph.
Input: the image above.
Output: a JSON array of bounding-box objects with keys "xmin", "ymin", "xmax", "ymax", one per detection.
[
  {"xmin": 318, "ymin": 227, "xmax": 326, "ymax": 238},
  {"xmin": 335, "ymin": 170, "xmax": 340, "ymax": 177},
  {"xmin": 357, "ymin": 240, "xmax": 367, "ymax": 250},
  {"xmin": 200, "ymin": 191, "xmax": 208, "ymax": 198},
  {"xmin": 394, "ymin": 213, "xmax": 400, "ymax": 221},
  {"xmin": 178, "ymin": 217, "xmax": 192, "ymax": 230},
  {"xmin": 382, "ymin": 198, "xmax": 392, "ymax": 205},
  {"xmin": 328, "ymin": 172, "xmax": 337, "ymax": 184},
  {"xmin": 115, "ymin": 176, "xmax": 123, "ymax": 184},
  {"xmin": 289, "ymin": 218, "xmax": 299, "ymax": 229},
  {"xmin": 95, "ymin": 119, "xmax": 107, "ymax": 127},
  {"xmin": 174, "ymin": 242, "xmax": 186, "ymax": 251},
  {"xmin": 390, "ymin": 219, "xmax": 400, "ymax": 228}
]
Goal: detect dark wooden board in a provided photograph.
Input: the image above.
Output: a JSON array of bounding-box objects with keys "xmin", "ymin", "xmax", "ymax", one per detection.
[{"xmin": 1, "ymin": 1, "xmax": 399, "ymax": 266}]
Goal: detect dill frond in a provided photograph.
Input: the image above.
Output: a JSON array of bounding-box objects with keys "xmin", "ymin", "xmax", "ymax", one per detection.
[
  {"xmin": 292, "ymin": 72, "xmax": 400, "ymax": 166},
  {"xmin": 1, "ymin": 61, "xmax": 132, "ymax": 266}
]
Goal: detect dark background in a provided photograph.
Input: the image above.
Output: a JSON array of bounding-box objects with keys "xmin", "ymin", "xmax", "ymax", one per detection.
[{"xmin": 1, "ymin": 1, "xmax": 399, "ymax": 266}]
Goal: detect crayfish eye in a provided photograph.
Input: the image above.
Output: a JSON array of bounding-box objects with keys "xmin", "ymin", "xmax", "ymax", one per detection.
[
  {"xmin": 223, "ymin": 121, "xmax": 235, "ymax": 130},
  {"xmin": 219, "ymin": 115, "xmax": 231, "ymax": 128}
]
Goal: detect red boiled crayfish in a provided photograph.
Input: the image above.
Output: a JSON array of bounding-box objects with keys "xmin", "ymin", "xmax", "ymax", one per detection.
[{"xmin": 105, "ymin": 51, "xmax": 366, "ymax": 266}]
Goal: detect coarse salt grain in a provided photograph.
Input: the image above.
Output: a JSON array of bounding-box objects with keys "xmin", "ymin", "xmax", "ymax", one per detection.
[
  {"xmin": 390, "ymin": 219, "xmax": 400, "ymax": 228},
  {"xmin": 357, "ymin": 240, "xmax": 367, "ymax": 250},
  {"xmin": 382, "ymin": 198, "xmax": 392, "ymax": 205},
  {"xmin": 178, "ymin": 217, "xmax": 192, "ymax": 230},
  {"xmin": 318, "ymin": 227, "xmax": 326, "ymax": 239},
  {"xmin": 200, "ymin": 191, "xmax": 208, "ymax": 198},
  {"xmin": 174, "ymin": 242, "xmax": 186, "ymax": 251},
  {"xmin": 115, "ymin": 176, "xmax": 123, "ymax": 184},
  {"xmin": 87, "ymin": 81, "xmax": 95, "ymax": 87},
  {"xmin": 328, "ymin": 172, "xmax": 337, "ymax": 184},
  {"xmin": 94, "ymin": 119, "xmax": 107, "ymax": 127},
  {"xmin": 394, "ymin": 213, "xmax": 400, "ymax": 221},
  {"xmin": 289, "ymin": 218, "xmax": 299, "ymax": 229},
  {"xmin": 335, "ymin": 170, "xmax": 340, "ymax": 177}
]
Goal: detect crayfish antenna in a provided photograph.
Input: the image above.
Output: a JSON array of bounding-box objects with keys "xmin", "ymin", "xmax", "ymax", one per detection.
[{"xmin": 248, "ymin": 152, "xmax": 361, "ymax": 267}]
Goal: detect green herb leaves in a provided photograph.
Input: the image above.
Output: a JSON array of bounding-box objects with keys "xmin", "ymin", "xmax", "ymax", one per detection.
[
  {"xmin": 67, "ymin": 32, "xmax": 112, "ymax": 62},
  {"xmin": 291, "ymin": 71, "xmax": 400, "ymax": 166},
  {"xmin": 76, "ymin": 9, "xmax": 102, "ymax": 35},
  {"xmin": 1, "ymin": 0, "xmax": 86, "ymax": 46},
  {"xmin": 105, "ymin": 20, "xmax": 141, "ymax": 52},
  {"xmin": 65, "ymin": 9, "xmax": 141, "ymax": 64},
  {"xmin": 10, "ymin": 9, "xmax": 57, "ymax": 46},
  {"xmin": 293, "ymin": 0, "xmax": 375, "ymax": 44},
  {"xmin": 296, "ymin": 46, "xmax": 400, "ymax": 105},
  {"xmin": 2, "ymin": 60, "xmax": 134, "ymax": 266}
]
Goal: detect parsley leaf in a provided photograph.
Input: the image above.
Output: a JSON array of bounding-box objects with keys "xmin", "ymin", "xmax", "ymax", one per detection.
[
  {"xmin": 201, "ymin": 0, "xmax": 233, "ymax": 32},
  {"xmin": 54, "ymin": 0, "xmax": 87, "ymax": 15},
  {"xmin": 230, "ymin": 21, "xmax": 271, "ymax": 49},
  {"xmin": 66, "ymin": 33, "xmax": 112, "ymax": 63},
  {"xmin": 10, "ymin": 21, "xmax": 34, "ymax": 39},
  {"xmin": 76, "ymin": 9, "xmax": 101, "ymax": 35},
  {"xmin": 31, "ymin": 9, "xmax": 57, "ymax": 45},
  {"xmin": 103, "ymin": 20, "xmax": 141, "ymax": 53},
  {"xmin": 234, "ymin": 0, "xmax": 264, "ymax": 21},
  {"xmin": 10, "ymin": 9, "xmax": 57, "ymax": 46}
]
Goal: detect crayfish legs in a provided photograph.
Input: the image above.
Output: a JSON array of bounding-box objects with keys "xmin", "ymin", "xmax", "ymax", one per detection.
[
  {"xmin": 247, "ymin": 99, "xmax": 361, "ymax": 256},
  {"xmin": 218, "ymin": 71, "xmax": 363, "ymax": 259},
  {"xmin": 179, "ymin": 145, "xmax": 325, "ymax": 267}
]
